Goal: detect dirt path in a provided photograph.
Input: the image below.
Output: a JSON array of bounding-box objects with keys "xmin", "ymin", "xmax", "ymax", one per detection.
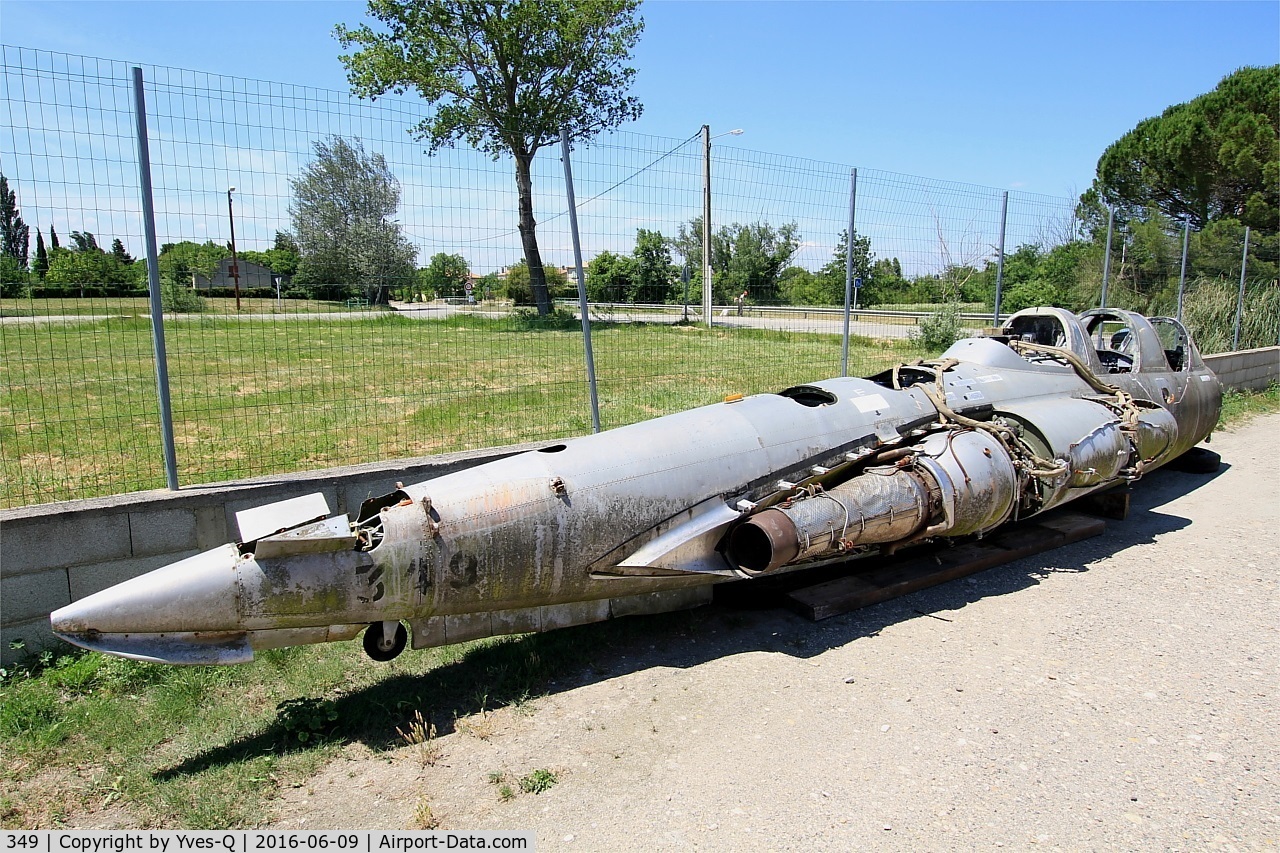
[{"xmin": 272, "ymin": 414, "xmax": 1279, "ymax": 850}]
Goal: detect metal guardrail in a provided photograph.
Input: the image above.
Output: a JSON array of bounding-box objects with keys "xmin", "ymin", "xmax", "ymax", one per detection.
[{"xmin": 557, "ymin": 300, "xmax": 994, "ymax": 323}]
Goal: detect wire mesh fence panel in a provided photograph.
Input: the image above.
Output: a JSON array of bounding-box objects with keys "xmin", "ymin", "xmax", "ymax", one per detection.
[
  {"xmin": 1, "ymin": 47, "xmax": 167, "ymax": 507},
  {"xmin": 2, "ymin": 46, "xmax": 1275, "ymax": 511},
  {"xmin": 1181, "ymin": 278, "xmax": 1280, "ymax": 354},
  {"xmin": 137, "ymin": 62, "xmax": 602, "ymax": 488},
  {"xmin": 998, "ymin": 190, "xmax": 1085, "ymax": 317},
  {"xmin": 560, "ymin": 130, "xmax": 708, "ymax": 425}
]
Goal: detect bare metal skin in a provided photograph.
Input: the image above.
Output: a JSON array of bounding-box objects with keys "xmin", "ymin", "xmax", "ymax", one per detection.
[{"xmin": 51, "ymin": 308, "xmax": 1221, "ymax": 665}]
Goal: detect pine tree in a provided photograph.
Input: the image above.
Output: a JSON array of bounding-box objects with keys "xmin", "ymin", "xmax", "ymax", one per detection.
[
  {"xmin": 111, "ymin": 238, "xmax": 133, "ymax": 265},
  {"xmin": 50, "ymin": 224, "xmax": 60, "ymax": 250}
]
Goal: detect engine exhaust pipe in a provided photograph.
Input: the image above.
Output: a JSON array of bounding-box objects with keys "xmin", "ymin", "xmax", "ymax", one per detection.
[
  {"xmin": 728, "ymin": 429, "xmax": 1019, "ymax": 574},
  {"xmin": 728, "ymin": 467, "xmax": 935, "ymax": 574}
]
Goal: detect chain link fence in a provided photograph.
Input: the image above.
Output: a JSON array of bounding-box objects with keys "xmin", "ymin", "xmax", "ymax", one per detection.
[{"xmin": 2, "ymin": 46, "xmax": 1274, "ymax": 509}]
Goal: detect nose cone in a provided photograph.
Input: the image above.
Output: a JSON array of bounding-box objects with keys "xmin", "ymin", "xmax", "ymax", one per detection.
[{"xmin": 51, "ymin": 543, "xmax": 243, "ymax": 637}]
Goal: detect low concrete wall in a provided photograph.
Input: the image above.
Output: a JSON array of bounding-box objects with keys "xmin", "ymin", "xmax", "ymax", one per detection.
[
  {"xmin": 0, "ymin": 441, "xmax": 540, "ymax": 666},
  {"xmin": 1203, "ymin": 346, "xmax": 1280, "ymax": 393},
  {"xmin": 4, "ymin": 347, "xmax": 1277, "ymax": 666}
]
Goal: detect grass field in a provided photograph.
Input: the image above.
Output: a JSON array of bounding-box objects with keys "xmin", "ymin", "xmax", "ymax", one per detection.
[
  {"xmin": 0, "ymin": 297, "xmax": 378, "ymax": 317},
  {"xmin": 0, "ymin": 609, "xmax": 707, "ymax": 828},
  {"xmin": 1, "ymin": 311, "xmax": 918, "ymax": 508}
]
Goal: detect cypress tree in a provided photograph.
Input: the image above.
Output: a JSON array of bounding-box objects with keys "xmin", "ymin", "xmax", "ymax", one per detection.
[
  {"xmin": 34, "ymin": 230, "xmax": 48, "ymax": 279},
  {"xmin": 0, "ymin": 174, "xmax": 30, "ymax": 266}
]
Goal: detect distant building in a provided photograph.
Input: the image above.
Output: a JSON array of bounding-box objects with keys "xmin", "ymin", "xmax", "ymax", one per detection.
[{"xmin": 194, "ymin": 257, "xmax": 277, "ymax": 290}]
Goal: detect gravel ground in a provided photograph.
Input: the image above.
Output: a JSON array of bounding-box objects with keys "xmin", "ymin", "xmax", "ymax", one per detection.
[{"xmin": 273, "ymin": 413, "xmax": 1279, "ymax": 850}]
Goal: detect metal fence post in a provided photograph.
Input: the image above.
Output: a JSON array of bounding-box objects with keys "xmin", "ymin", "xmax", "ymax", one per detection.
[
  {"xmin": 1176, "ymin": 220, "xmax": 1190, "ymax": 322},
  {"xmin": 992, "ymin": 190, "xmax": 1009, "ymax": 326},
  {"xmin": 1233, "ymin": 226, "xmax": 1250, "ymax": 352},
  {"xmin": 841, "ymin": 168, "xmax": 857, "ymax": 376},
  {"xmin": 559, "ymin": 130, "xmax": 601, "ymax": 433},
  {"xmin": 702, "ymin": 124, "xmax": 713, "ymax": 328},
  {"xmin": 131, "ymin": 66, "xmax": 180, "ymax": 491},
  {"xmin": 1099, "ymin": 205, "xmax": 1115, "ymax": 310}
]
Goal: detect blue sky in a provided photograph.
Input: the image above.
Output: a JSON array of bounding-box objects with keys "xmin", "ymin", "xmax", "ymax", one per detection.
[{"xmin": 3, "ymin": 0, "xmax": 1277, "ymax": 198}]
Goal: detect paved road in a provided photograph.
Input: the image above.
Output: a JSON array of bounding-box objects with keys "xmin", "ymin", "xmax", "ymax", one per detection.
[
  {"xmin": 0, "ymin": 310, "xmax": 394, "ymax": 325},
  {"xmin": 0, "ymin": 314, "xmax": 127, "ymax": 324},
  {"xmin": 1, "ymin": 303, "xmax": 972, "ymax": 340},
  {"xmin": 394, "ymin": 302, "xmax": 953, "ymax": 340}
]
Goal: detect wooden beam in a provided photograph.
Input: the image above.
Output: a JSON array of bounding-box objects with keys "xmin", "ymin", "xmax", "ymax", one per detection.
[{"xmin": 784, "ymin": 510, "xmax": 1106, "ymax": 621}]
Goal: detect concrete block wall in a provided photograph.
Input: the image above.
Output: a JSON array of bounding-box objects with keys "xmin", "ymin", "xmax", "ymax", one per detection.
[
  {"xmin": 1203, "ymin": 346, "xmax": 1280, "ymax": 393},
  {"xmin": 2, "ymin": 346, "xmax": 1277, "ymax": 666},
  {"xmin": 0, "ymin": 441, "xmax": 537, "ymax": 666}
]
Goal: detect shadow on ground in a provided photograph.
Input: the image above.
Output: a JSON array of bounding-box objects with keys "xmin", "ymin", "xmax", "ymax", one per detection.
[{"xmin": 157, "ymin": 461, "xmax": 1223, "ymax": 780}]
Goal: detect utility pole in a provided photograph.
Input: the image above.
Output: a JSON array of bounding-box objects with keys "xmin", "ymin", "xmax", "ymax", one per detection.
[
  {"xmin": 699, "ymin": 126, "xmax": 744, "ymax": 328},
  {"xmin": 227, "ymin": 187, "xmax": 242, "ymax": 310}
]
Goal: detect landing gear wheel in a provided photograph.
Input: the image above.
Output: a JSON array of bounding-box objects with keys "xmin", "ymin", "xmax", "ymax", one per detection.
[
  {"xmin": 1166, "ymin": 447, "xmax": 1221, "ymax": 474},
  {"xmin": 363, "ymin": 620, "xmax": 407, "ymax": 661}
]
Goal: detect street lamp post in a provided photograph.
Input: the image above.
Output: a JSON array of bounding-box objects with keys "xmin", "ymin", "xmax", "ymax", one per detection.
[
  {"xmin": 227, "ymin": 186, "xmax": 242, "ymax": 310},
  {"xmin": 701, "ymin": 126, "xmax": 743, "ymax": 328}
]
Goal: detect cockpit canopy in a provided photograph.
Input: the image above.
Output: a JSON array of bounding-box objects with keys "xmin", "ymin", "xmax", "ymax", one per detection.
[{"xmin": 1001, "ymin": 307, "xmax": 1204, "ymax": 375}]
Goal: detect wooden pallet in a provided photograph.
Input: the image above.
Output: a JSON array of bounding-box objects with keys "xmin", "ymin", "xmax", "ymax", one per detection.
[{"xmin": 783, "ymin": 510, "xmax": 1107, "ymax": 621}]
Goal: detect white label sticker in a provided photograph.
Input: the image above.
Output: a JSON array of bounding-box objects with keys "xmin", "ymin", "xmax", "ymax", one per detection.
[
  {"xmin": 852, "ymin": 393, "xmax": 889, "ymax": 413},
  {"xmin": 1200, "ymin": 375, "xmax": 1211, "ymax": 381},
  {"xmin": 963, "ymin": 391, "xmax": 985, "ymax": 401},
  {"xmin": 975, "ymin": 374, "xmax": 1005, "ymax": 383}
]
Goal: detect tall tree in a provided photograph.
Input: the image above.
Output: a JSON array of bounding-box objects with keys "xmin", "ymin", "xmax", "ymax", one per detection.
[
  {"xmin": 420, "ymin": 251, "xmax": 470, "ymax": 298},
  {"xmin": 584, "ymin": 249, "xmax": 636, "ymax": 302},
  {"xmin": 780, "ymin": 230, "xmax": 873, "ymax": 306},
  {"xmin": 289, "ymin": 136, "xmax": 417, "ymax": 304},
  {"xmin": 1085, "ymin": 65, "xmax": 1279, "ymax": 234},
  {"xmin": 337, "ymin": 0, "xmax": 644, "ymax": 315},
  {"xmin": 0, "ymin": 174, "xmax": 30, "ymax": 268},
  {"xmin": 33, "ymin": 231, "xmax": 48, "ymax": 279},
  {"xmin": 630, "ymin": 228, "xmax": 672, "ymax": 303},
  {"xmin": 243, "ymin": 231, "xmax": 302, "ymax": 278},
  {"xmin": 716, "ymin": 221, "xmax": 800, "ymax": 305},
  {"xmin": 499, "ymin": 259, "xmax": 571, "ymax": 305},
  {"xmin": 819, "ymin": 229, "xmax": 873, "ymax": 301},
  {"xmin": 45, "ymin": 248, "xmax": 137, "ymax": 294},
  {"xmin": 49, "ymin": 224, "xmax": 60, "ymax": 250},
  {"xmin": 158, "ymin": 240, "xmax": 228, "ymax": 286},
  {"xmin": 274, "ymin": 230, "xmax": 301, "ymax": 256},
  {"xmin": 69, "ymin": 231, "xmax": 100, "ymax": 253},
  {"xmin": 111, "ymin": 238, "xmax": 134, "ymax": 265}
]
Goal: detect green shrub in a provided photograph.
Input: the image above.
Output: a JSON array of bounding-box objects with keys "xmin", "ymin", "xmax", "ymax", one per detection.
[
  {"xmin": 275, "ymin": 696, "xmax": 339, "ymax": 743},
  {"xmin": 910, "ymin": 303, "xmax": 963, "ymax": 352},
  {"xmin": 518, "ymin": 768, "xmax": 559, "ymax": 794},
  {"xmin": 161, "ymin": 278, "xmax": 207, "ymax": 313},
  {"xmin": 511, "ymin": 307, "xmax": 582, "ymax": 331}
]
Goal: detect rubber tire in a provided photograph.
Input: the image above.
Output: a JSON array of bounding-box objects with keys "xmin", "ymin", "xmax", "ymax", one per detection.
[
  {"xmin": 1165, "ymin": 447, "xmax": 1221, "ymax": 474},
  {"xmin": 362, "ymin": 621, "xmax": 408, "ymax": 662}
]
